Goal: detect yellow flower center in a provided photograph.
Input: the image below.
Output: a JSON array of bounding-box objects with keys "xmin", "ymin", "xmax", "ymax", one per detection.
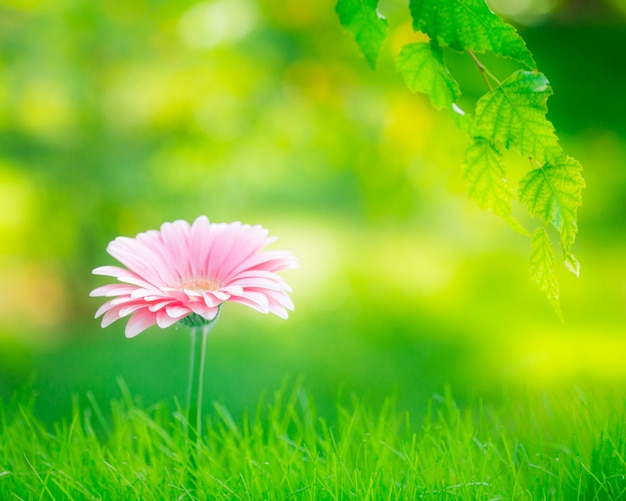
[{"xmin": 176, "ymin": 278, "xmax": 220, "ymax": 293}]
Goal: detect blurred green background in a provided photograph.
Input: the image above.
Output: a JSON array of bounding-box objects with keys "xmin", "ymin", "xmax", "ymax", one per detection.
[{"xmin": 1, "ymin": 0, "xmax": 625, "ymax": 423}]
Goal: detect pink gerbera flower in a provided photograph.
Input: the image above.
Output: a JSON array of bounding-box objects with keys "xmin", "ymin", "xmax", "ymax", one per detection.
[{"xmin": 90, "ymin": 216, "xmax": 298, "ymax": 338}]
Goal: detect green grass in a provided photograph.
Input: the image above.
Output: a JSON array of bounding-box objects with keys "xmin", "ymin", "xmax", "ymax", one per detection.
[{"xmin": 1, "ymin": 382, "xmax": 625, "ymax": 500}]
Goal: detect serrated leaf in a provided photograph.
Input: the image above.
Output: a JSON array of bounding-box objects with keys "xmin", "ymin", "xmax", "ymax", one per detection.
[
  {"xmin": 396, "ymin": 42, "xmax": 461, "ymax": 111},
  {"xmin": 518, "ymin": 156, "xmax": 584, "ymax": 251},
  {"xmin": 475, "ymin": 70, "xmax": 562, "ymax": 163},
  {"xmin": 408, "ymin": 0, "xmax": 535, "ymax": 69},
  {"xmin": 336, "ymin": 0, "xmax": 388, "ymax": 69},
  {"xmin": 463, "ymin": 137, "xmax": 528, "ymax": 235},
  {"xmin": 451, "ymin": 103, "xmax": 474, "ymax": 135},
  {"xmin": 530, "ymin": 227, "xmax": 562, "ymax": 319},
  {"xmin": 564, "ymin": 252, "xmax": 580, "ymax": 277},
  {"xmin": 463, "ymin": 137, "xmax": 512, "ymax": 212}
]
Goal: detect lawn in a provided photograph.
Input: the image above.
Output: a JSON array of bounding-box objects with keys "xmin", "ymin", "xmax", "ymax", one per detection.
[{"xmin": 2, "ymin": 381, "xmax": 625, "ymax": 500}]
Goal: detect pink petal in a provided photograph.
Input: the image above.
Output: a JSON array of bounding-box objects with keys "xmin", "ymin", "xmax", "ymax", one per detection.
[
  {"xmin": 101, "ymin": 302, "xmax": 151, "ymax": 327},
  {"xmin": 225, "ymin": 250, "xmax": 298, "ymax": 279},
  {"xmin": 224, "ymin": 274, "xmax": 286, "ymax": 292},
  {"xmin": 265, "ymin": 294, "xmax": 292, "ymax": 318},
  {"xmin": 92, "ymin": 266, "xmax": 157, "ymax": 289},
  {"xmin": 110, "ymin": 296, "xmax": 141, "ymax": 306},
  {"xmin": 156, "ymin": 309, "xmax": 181, "ymax": 328},
  {"xmin": 189, "ymin": 216, "xmax": 212, "ymax": 277},
  {"xmin": 101, "ymin": 305, "xmax": 124, "ymax": 327},
  {"xmin": 199, "ymin": 223, "xmax": 230, "ymax": 278},
  {"xmin": 95, "ymin": 299, "xmax": 116, "ymax": 319},
  {"xmin": 166, "ymin": 304, "xmax": 191, "ymax": 318},
  {"xmin": 211, "ymin": 225, "xmax": 273, "ymax": 279},
  {"xmin": 219, "ymin": 285, "xmax": 244, "ymax": 296},
  {"xmin": 263, "ymin": 288, "xmax": 295, "ymax": 309},
  {"xmin": 233, "ymin": 290, "xmax": 269, "ymax": 308},
  {"xmin": 228, "ymin": 296, "xmax": 270, "ymax": 314},
  {"xmin": 90, "ymin": 284, "xmax": 138, "ymax": 297},
  {"xmin": 188, "ymin": 301, "xmax": 219, "ymax": 319},
  {"xmin": 148, "ymin": 300, "xmax": 176, "ymax": 312},
  {"xmin": 125, "ymin": 309, "xmax": 157, "ymax": 338},
  {"xmin": 159, "ymin": 220, "xmax": 192, "ymax": 278},
  {"xmin": 202, "ymin": 291, "xmax": 224, "ymax": 308},
  {"xmin": 108, "ymin": 238, "xmax": 173, "ymax": 284},
  {"xmin": 120, "ymin": 303, "xmax": 150, "ymax": 317},
  {"xmin": 210, "ymin": 290, "xmax": 230, "ymax": 301},
  {"xmin": 130, "ymin": 288, "xmax": 162, "ymax": 299}
]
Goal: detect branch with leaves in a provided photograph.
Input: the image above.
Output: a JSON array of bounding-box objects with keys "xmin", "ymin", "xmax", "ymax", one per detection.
[{"xmin": 336, "ymin": 0, "xmax": 585, "ymax": 316}]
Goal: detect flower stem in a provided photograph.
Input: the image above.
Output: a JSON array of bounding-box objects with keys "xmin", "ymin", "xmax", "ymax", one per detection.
[
  {"xmin": 186, "ymin": 326, "xmax": 198, "ymax": 426},
  {"xmin": 186, "ymin": 312, "xmax": 219, "ymax": 459},
  {"xmin": 183, "ymin": 312, "xmax": 220, "ymax": 492}
]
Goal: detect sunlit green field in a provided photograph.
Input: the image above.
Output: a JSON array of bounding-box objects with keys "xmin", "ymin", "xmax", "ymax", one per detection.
[{"xmin": 1, "ymin": 0, "xmax": 626, "ymax": 499}]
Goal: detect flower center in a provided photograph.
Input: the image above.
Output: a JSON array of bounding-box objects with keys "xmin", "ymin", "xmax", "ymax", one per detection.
[{"xmin": 176, "ymin": 277, "xmax": 220, "ymax": 293}]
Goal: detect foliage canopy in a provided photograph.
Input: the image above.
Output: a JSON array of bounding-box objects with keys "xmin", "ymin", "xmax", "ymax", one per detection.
[{"xmin": 336, "ymin": 0, "xmax": 585, "ymax": 313}]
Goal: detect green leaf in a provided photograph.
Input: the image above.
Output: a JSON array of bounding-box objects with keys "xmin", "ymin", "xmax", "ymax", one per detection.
[
  {"xmin": 529, "ymin": 228, "xmax": 562, "ymax": 319},
  {"xmin": 396, "ymin": 42, "xmax": 461, "ymax": 111},
  {"xmin": 463, "ymin": 137, "xmax": 527, "ymax": 234},
  {"xmin": 518, "ymin": 156, "xmax": 584, "ymax": 252},
  {"xmin": 475, "ymin": 70, "xmax": 562, "ymax": 163},
  {"xmin": 336, "ymin": 0, "xmax": 388, "ymax": 69},
  {"xmin": 408, "ymin": 0, "xmax": 535, "ymax": 69},
  {"xmin": 564, "ymin": 252, "xmax": 580, "ymax": 278}
]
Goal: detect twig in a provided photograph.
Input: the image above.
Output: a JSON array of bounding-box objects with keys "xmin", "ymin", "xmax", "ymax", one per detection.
[{"xmin": 468, "ymin": 50, "xmax": 500, "ymax": 90}]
